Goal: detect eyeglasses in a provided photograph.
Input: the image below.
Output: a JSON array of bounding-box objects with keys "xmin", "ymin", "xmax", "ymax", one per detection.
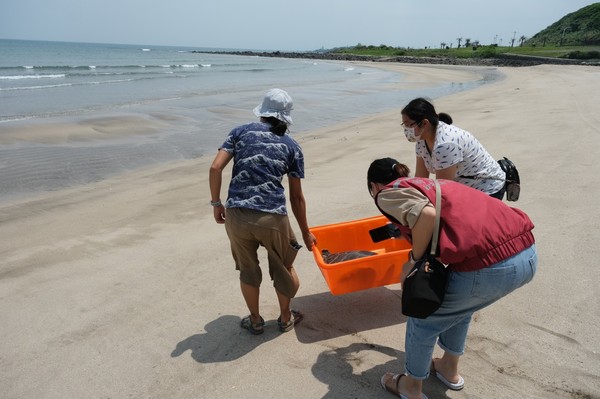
[{"xmin": 401, "ymin": 120, "xmax": 421, "ymax": 128}]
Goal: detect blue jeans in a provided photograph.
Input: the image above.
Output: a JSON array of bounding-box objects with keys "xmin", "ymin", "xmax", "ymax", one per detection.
[{"xmin": 404, "ymin": 245, "xmax": 538, "ymax": 379}]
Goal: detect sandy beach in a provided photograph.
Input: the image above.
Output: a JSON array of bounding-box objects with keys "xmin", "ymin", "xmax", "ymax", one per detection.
[{"xmin": 1, "ymin": 62, "xmax": 599, "ymax": 399}]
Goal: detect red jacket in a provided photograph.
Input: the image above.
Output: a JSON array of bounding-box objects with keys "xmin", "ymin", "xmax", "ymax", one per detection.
[{"xmin": 378, "ymin": 178, "xmax": 535, "ymax": 272}]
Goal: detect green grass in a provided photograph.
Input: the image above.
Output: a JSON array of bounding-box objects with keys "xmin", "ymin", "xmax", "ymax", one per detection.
[{"xmin": 330, "ymin": 44, "xmax": 600, "ymax": 59}]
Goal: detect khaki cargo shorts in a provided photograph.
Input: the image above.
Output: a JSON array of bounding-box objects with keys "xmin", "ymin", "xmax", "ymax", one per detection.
[{"xmin": 224, "ymin": 207, "xmax": 302, "ymax": 298}]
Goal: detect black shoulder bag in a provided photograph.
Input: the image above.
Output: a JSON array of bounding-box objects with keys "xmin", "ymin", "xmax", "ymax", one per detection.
[
  {"xmin": 401, "ymin": 180, "xmax": 448, "ymax": 319},
  {"xmin": 497, "ymin": 157, "xmax": 521, "ymax": 201},
  {"xmin": 459, "ymin": 157, "xmax": 521, "ymax": 201}
]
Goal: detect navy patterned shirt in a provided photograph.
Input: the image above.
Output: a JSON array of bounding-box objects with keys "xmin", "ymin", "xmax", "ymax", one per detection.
[
  {"xmin": 415, "ymin": 122, "xmax": 505, "ymax": 194},
  {"xmin": 220, "ymin": 122, "xmax": 304, "ymax": 215}
]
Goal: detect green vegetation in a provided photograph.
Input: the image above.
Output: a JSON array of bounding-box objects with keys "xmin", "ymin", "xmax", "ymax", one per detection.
[
  {"xmin": 327, "ymin": 3, "xmax": 600, "ymax": 60},
  {"xmin": 331, "ymin": 43, "xmax": 496, "ymax": 59},
  {"xmin": 527, "ymin": 3, "xmax": 600, "ymax": 47},
  {"xmin": 329, "ymin": 43, "xmax": 600, "ymax": 60}
]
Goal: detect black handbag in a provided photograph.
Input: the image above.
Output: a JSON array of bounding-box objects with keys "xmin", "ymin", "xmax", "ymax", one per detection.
[
  {"xmin": 498, "ymin": 157, "xmax": 520, "ymax": 201},
  {"xmin": 401, "ymin": 180, "xmax": 448, "ymax": 319},
  {"xmin": 459, "ymin": 156, "xmax": 521, "ymax": 201}
]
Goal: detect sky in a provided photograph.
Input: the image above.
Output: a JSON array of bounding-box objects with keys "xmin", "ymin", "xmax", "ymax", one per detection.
[{"xmin": 1, "ymin": 0, "xmax": 597, "ymax": 51}]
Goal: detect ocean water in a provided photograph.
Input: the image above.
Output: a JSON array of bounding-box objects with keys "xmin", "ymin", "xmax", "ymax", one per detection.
[{"xmin": 0, "ymin": 39, "xmax": 499, "ymax": 203}]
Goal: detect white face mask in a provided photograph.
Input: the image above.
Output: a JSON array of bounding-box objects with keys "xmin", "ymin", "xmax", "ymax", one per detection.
[{"xmin": 404, "ymin": 127, "xmax": 418, "ymax": 142}]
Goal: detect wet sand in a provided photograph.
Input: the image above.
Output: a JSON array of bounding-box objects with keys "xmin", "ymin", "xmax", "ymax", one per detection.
[{"xmin": 1, "ymin": 63, "xmax": 599, "ymax": 399}]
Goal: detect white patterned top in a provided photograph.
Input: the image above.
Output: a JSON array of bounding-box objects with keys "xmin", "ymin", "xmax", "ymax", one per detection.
[{"xmin": 415, "ymin": 122, "xmax": 505, "ymax": 194}]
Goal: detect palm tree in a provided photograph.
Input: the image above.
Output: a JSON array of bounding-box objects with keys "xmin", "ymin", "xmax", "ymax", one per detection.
[
  {"xmin": 519, "ymin": 35, "xmax": 527, "ymax": 46},
  {"xmin": 440, "ymin": 42, "xmax": 446, "ymax": 49},
  {"xmin": 456, "ymin": 37, "xmax": 463, "ymax": 48},
  {"xmin": 464, "ymin": 38, "xmax": 471, "ymax": 48}
]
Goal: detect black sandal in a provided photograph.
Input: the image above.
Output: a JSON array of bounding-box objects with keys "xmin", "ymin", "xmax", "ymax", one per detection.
[
  {"xmin": 240, "ymin": 315, "xmax": 264, "ymax": 335},
  {"xmin": 277, "ymin": 310, "xmax": 303, "ymax": 332}
]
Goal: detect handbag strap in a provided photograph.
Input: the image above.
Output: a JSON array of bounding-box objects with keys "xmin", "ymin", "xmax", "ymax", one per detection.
[
  {"xmin": 430, "ymin": 180, "xmax": 442, "ymax": 256},
  {"xmin": 458, "ymin": 174, "xmax": 505, "ymax": 181}
]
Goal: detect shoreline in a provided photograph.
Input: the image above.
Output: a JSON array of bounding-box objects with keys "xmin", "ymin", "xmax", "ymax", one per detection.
[
  {"xmin": 0, "ymin": 61, "xmax": 497, "ymax": 206},
  {"xmin": 192, "ymin": 49, "xmax": 599, "ymax": 67},
  {"xmin": 1, "ymin": 63, "xmax": 599, "ymax": 398}
]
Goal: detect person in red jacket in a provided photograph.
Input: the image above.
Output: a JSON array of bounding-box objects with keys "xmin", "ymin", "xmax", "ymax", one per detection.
[{"xmin": 367, "ymin": 157, "xmax": 537, "ymax": 399}]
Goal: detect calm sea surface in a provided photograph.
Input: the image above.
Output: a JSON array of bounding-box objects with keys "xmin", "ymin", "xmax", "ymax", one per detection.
[{"xmin": 0, "ymin": 39, "xmax": 500, "ymax": 203}]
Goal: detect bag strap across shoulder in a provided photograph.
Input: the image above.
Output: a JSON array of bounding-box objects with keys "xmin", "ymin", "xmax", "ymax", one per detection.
[
  {"xmin": 430, "ymin": 180, "xmax": 442, "ymax": 257},
  {"xmin": 459, "ymin": 157, "xmax": 519, "ymax": 183}
]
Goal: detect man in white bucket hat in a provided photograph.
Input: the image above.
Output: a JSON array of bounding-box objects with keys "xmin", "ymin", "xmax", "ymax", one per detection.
[
  {"xmin": 209, "ymin": 88, "xmax": 316, "ymax": 335},
  {"xmin": 253, "ymin": 88, "xmax": 294, "ymax": 125}
]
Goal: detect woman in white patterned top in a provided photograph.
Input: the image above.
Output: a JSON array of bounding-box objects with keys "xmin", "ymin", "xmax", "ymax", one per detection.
[{"xmin": 401, "ymin": 98, "xmax": 506, "ymax": 199}]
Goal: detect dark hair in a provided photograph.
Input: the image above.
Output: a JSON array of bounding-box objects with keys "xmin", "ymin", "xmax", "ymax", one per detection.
[
  {"xmin": 401, "ymin": 97, "xmax": 452, "ymax": 128},
  {"xmin": 438, "ymin": 112, "xmax": 453, "ymax": 124},
  {"xmin": 367, "ymin": 157, "xmax": 410, "ymax": 186},
  {"xmin": 262, "ymin": 116, "xmax": 288, "ymax": 136}
]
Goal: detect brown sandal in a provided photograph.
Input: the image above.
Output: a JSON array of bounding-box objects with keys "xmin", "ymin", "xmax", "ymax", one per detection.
[{"xmin": 380, "ymin": 372, "xmax": 429, "ymax": 398}]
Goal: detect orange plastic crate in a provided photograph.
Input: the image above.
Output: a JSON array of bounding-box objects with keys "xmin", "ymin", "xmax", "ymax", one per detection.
[{"xmin": 309, "ymin": 215, "xmax": 412, "ymax": 295}]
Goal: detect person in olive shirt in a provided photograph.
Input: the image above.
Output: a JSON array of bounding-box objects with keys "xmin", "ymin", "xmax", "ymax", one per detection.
[{"xmin": 368, "ymin": 157, "xmax": 536, "ymax": 398}]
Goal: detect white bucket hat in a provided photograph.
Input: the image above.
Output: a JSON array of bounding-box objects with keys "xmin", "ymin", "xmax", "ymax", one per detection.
[{"xmin": 253, "ymin": 88, "xmax": 293, "ymax": 125}]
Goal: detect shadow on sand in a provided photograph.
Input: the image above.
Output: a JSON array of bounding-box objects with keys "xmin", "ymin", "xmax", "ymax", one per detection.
[
  {"xmin": 170, "ymin": 315, "xmax": 280, "ymax": 363},
  {"xmin": 292, "ymin": 285, "xmax": 406, "ymax": 344}
]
